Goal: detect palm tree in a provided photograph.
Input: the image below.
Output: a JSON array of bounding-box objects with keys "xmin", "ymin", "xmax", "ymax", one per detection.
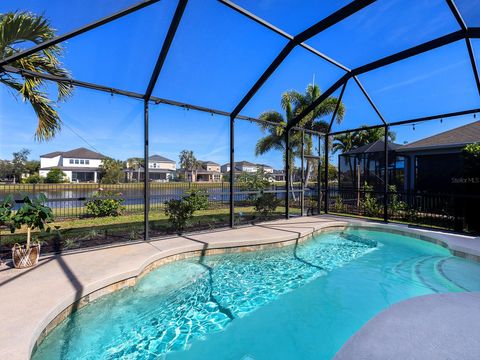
[
  {"xmin": 332, "ymin": 125, "xmax": 397, "ymax": 188},
  {"xmin": 126, "ymin": 157, "xmax": 144, "ymax": 182},
  {"xmin": 179, "ymin": 150, "xmax": 201, "ymax": 182},
  {"xmin": 0, "ymin": 12, "xmax": 73, "ymax": 141},
  {"xmin": 255, "ymin": 83, "xmax": 345, "ymax": 197}
]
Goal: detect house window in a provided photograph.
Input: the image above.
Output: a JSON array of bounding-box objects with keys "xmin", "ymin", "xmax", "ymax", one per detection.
[
  {"xmin": 69, "ymin": 159, "xmax": 74, "ymax": 164},
  {"xmin": 75, "ymin": 159, "xmax": 79, "ymax": 164},
  {"xmin": 80, "ymin": 160, "xmax": 85, "ymax": 164},
  {"xmin": 85, "ymin": 160, "xmax": 90, "ymax": 165}
]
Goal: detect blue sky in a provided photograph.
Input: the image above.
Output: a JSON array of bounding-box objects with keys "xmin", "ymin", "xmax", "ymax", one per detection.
[{"xmin": 1, "ymin": 0, "xmax": 479, "ymax": 169}]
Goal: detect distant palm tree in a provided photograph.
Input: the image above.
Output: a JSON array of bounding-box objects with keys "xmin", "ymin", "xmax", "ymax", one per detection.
[
  {"xmin": 179, "ymin": 150, "xmax": 201, "ymax": 182},
  {"xmin": 0, "ymin": 12, "xmax": 73, "ymax": 141},
  {"xmin": 332, "ymin": 126, "xmax": 396, "ymax": 154},
  {"xmin": 256, "ymin": 83, "xmax": 345, "ymax": 195},
  {"xmin": 333, "ymin": 125, "xmax": 396, "ymax": 188},
  {"xmin": 126, "ymin": 157, "xmax": 144, "ymax": 182}
]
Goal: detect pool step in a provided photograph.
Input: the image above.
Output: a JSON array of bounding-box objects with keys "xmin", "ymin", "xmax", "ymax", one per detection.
[{"xmin": 393, "ymin": 256, "xmax": 471, "ymax": 293}]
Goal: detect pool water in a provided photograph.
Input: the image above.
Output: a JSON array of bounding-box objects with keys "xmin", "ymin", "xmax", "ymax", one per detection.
[{"xmin": 33, "ymin": 229, "xmax": 480, "ymax": 360}]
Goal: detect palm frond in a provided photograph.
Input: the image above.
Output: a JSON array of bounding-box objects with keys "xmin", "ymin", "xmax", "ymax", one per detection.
[{"xmin": 1, "ymin": 11, "xmax": 73, "ymax": 140}]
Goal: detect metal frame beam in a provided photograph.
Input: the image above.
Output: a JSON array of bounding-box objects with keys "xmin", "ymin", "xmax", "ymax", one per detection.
[
  {"xmin": 142, "ymin": 0, "xmax": 188, "ymax": 239},
  {"xmin": 0, "ymin": 0, "xmax": 162, "ymax": 67},
  {"xmin": 327, "ymin": 80, "xmax": 348, "ymax": 133},
  {"xmin": 219, "ymin": 0, "xmax": 386, "ymax": 129},
  {"xmin": 328, "ymin": 107, "xmax": 480, "ymax": 136},
  {"xmin": 229, "ymin": 0, "xmax": 376, "ymax": 119},
  {"xmin": 1, "ymin": 65, "xmax": 323, "ymax": 136},
  {"xmin": 144, "ymin": 0, "xmax": 188, "ymax": 99},
  {"xmin": 445, "ymin": 1, "xmax": 479, "ymax": 94},
  {"xmin": 353, "ymin": 76, "xmax": 386, "ymax": 125},
  {"xmin": 383, "ymin": 125, "xmax": 389, "ymax": 223},
  {"xmin": 288, "ymin": 29, "xmax": 470, "ymax": 131}
]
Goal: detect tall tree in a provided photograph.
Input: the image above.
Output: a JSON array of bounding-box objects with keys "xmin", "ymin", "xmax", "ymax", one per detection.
[
  {"xmin": 126, "ymin": 157, "xmax": 144, "ymax": 182},
  {"xmin": 333, "ymin": 126, "xmax": 397, "ymax": 189},
  {"xmin": 0, "ymin": 12, "xmax": 73, "ymax": 141},
  {"xmin": 333, "ymin": 126, "xmax": 396, "ymax": 154},
  {"xmin": 99, "ymin": 158, "xmax": 124, "ymax": 184},
  {"xmin": 179, "ymin": 150, "xmax": 200, "ymax": 182},
  {"xmin": 11, "ymin": 148, "xmax": 30, "ymax": 183},
  {"xmin": 256, "ymin": 83, "xmax": 345, "ymax": 195}
]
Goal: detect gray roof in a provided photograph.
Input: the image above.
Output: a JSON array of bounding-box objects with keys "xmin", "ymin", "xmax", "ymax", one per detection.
[
  {"xmin": 257, "ymin": 164, "xmax": 273, "ymax": 169},
  {"xmin": 342, "ymin": 141, "xmax": 402, "ymax": 155},
  {"xmin": 222, "ymin": 160, "xmax": 257, "ymax": 167},
  {"xmin": 41, "ymin": 147, "xmax": 106, "ymax": 159},
  {"xmin": 400, "ymin": 121, "xmax": 480, "ymax": 151},
  {"xmin": 201, "ymin": 161, "xmax": 220, "ymax": 166},
  {"xmin": 149, "ymin": 154, "xmax": 175, "ymax": 162}
]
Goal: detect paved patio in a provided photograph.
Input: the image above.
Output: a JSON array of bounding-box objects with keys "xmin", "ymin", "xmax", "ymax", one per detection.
[{"xmin": 0, "ymin": 215, "xmax": 479, "ymax": 360}]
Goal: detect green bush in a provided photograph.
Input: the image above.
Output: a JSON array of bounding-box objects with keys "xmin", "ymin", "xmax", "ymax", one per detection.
[
  {"xmin": 9, "ymin": 194, "xmax": 55, "ymax": 249},
  {"xmin": 183, "ymin": 189, "xmax": 209, "ymax": 211},
  {"xmin": 45, "ymin": 168, "xmax": 68, "ymax": 183},
  {"xmin": 331, "ymin": 196, "xmax": 346, "ymax": 213},
  {"xmin": 0, "ymin": 194, "xmax": 14, "ymax": 228},
  {"xmin": 85, "ymin": 190, "xmax": 125, "ymax": 217},
  {"xmin": 361, "ymin": 183, "xmax": 381, "ymax": 217},
  {"xmin": 164, "ymin": 189, "xmax": 209, "ymax": 232},
  {"xmin": 254, "ymin": 192, "xmax": 281, "ymax": 218},
  {"xmin": 22, "ymin": 174, "xmax": 44, "ymax": 184},
  {"xmin": 388, "ymin": 185, "xmax": 407, "ymax": 217}
]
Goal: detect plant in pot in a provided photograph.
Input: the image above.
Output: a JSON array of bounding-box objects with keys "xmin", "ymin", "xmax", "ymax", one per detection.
[{"xmin": 9, "ymin": 193, "xmax": 54, "ymax": 268}]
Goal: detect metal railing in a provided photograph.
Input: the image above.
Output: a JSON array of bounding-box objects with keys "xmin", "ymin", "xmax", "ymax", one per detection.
[{"xmin": 326, "ymin": 187, "xmax": 478, "ymax": 233}]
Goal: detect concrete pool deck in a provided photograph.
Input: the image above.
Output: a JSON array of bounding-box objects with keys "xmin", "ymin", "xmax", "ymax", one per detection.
[{"xmin": 0, "ymin": 215, "xmax": 479, "ymax": 359}]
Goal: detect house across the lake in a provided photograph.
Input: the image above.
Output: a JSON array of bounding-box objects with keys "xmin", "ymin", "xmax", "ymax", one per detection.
[
  {"xmin": 221, "ymin": 161, "xmax": 274, "ymax": 174},
  {"xmin": 39, "ymin": 147, "xmax": 106, "ymax": 183},
  {"xmin": 125, "ymin": 155, "xmax": 176, "ymax": 182},
  {"xmin": 182, "ymin": 161, "xmax": 222, "ymax": 182}
]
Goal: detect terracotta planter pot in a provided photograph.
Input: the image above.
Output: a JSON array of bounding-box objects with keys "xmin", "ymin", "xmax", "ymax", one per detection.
[{"xmin": 12, "ymin": 243, "xmax": 41, "ymax": 269}]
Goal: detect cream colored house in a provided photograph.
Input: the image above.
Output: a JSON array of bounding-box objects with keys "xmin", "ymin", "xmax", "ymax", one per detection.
[
  {"xmin": 184, "ymin": 161, "xmax": 222, "ymax": 182},
  {"xmin": 125, "ymin": 155, "xmax": 176, "ymax": 182}
]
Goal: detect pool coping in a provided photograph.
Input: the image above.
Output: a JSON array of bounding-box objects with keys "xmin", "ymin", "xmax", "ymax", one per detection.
[{"xmin": 0, "ymin": 215, "xmax": 478, "ymax": 360}]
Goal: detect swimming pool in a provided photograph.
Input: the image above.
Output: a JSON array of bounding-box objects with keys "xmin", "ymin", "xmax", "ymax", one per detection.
[{"xmin": 32, "ymin": 228, "xmax": 480, "ymax": 360}]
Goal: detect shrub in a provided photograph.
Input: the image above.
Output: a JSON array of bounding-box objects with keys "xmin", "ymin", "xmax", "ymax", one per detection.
[
  {"xmin": 45, "ymin": 168, "xmax": 68, "ymax": 183},
  {"xmin": 164, "ymin": 189, "xmax": 209, "ymax": 232},
  {"xmin": 9, "ymin": 193, "xmax": 55, "ymax": 250},
  {"xmin": 85, "ymin": 190, "xmax": 125, "ymax": 217},
  {"xmin": 0, "ymin": 194, "xmax": 14, "ymax": 229},
  {"xmin": 331, "ymin": 196, "xmax": 346, "ymax": 213},
  {"xmin": 388, "ymin": 185, "xmax": 407, "ymax": 217},
  {"xmin": 22, "ymin": 174, "xmax": 44, "ymax": 184},
  {"xmin": 254, "ymin": 192, "xmax": 281, "ymax": 218},
  {"xmin": 360, "ymin": 183, "xmax": 381, "ymax": 217},
  {"xmin": 183, "ymin": 189, "xmax": 209, "ymax": 211}
]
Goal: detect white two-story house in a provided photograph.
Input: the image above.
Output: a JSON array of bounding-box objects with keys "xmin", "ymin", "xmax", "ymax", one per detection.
[{"xmin": 39, "ymin": 147, "xmax": 106, "ymax": 182}]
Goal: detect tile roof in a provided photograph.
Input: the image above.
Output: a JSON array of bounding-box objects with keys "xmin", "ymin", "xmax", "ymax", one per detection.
[
  {"xmin": 41, "ymin": 147, "xmax": 106, "ymax": 159},
  {"xmin": 400, "ymin": 121, "xmax": 480, "ymax": 151},
  {"xmin": 149, "ymin": 154, "xmax": 175, "ymax": 162}
]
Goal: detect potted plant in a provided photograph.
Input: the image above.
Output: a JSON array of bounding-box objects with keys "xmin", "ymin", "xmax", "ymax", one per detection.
[{"xmin": 8, "ymin": 194, "xmax": 54, "ymax": 268}]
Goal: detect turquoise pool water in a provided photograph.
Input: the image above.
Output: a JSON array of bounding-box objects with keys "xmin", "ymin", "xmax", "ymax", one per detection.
[{"xmin": 33, "ymin": 229, "xmax": 480, "ymax": 360}]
